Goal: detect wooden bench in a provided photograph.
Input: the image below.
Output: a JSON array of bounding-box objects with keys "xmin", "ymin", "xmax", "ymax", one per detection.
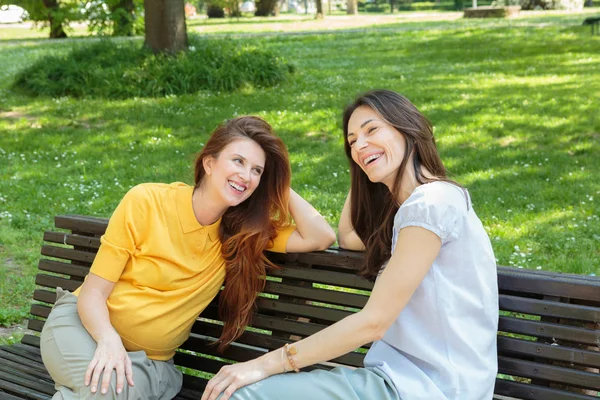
[
  {"xmin": 583, "ymin": 16, "xmax": 600, "ymax": 35},
  {"xmin": 1, "ymin": 214, "xmax": 599, "ymax": 400}
]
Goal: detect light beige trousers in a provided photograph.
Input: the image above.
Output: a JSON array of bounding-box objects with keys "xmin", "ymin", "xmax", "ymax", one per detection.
[{"xmin": 40, "ymin": 288, "xmax": 183, "ymax": 399}]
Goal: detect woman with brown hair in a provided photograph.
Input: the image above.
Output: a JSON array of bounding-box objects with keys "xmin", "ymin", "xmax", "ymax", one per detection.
[
  {"xmin": 39, "ymin": 116, "xmax": 336, "ymax": 399},
  {"xmin": 202, "ymin": 90, "xmax": 498, "ymax": 400}
]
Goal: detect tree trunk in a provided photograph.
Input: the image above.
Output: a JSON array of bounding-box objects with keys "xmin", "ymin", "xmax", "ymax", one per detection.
[
  {"xmin": 42, "ymin": 0, "xmax": 68, "ymax": 38},
  {"xmin": 255, "ymin": 0, "xmax": 279, "ymax": 15},
  {"xmin": 144, "ymin": 0, "xmax": 188, "ymax": 53},
  {"xmin": 389, "ymin": 0, "xmax": 395, "ymax": 12},
  {"xmin": 346, "ymin": 0, "xmax": 357, "ymax": 14},
  {"xmin": 111, "ymin": 0, "xmax": 135, "ymax": 36},
  {"xmin": 316, "ymin": 0, "xmax": 323, "ymax": 17}
]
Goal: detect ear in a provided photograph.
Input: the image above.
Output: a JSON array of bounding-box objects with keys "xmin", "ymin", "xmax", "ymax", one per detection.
[{"xmin": 203, "ymin": 156, "xmax": 214, "ymax": 176}]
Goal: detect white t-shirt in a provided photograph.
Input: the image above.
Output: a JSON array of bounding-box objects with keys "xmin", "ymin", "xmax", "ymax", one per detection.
[{"xmin": 364, "ymin": 181, "xmax": 499, "ymax": 400}]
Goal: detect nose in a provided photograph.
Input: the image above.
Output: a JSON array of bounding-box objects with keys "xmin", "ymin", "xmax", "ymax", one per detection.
[
  {"xmin": 354, "ymin": 135, "xmax": 369, "ymax": 150},
  {"xmin": 238, "ymin": 167, "xmax": 251, "ymax": 182}
]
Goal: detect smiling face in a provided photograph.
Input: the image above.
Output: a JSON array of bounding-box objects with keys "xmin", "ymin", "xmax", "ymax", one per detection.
[
  {"xmin": 203, "ymin": 137, "xmax": 266, "ymax": 208},
  {"xmin": 347, "ymin": 105, "xmax": 408, "ymax": 189}
]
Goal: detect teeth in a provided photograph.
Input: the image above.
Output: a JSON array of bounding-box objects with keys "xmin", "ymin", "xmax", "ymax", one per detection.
[
  {"xmin": 229, "ymin": 181, "xmax": 245, "ymax": 192},
  {"xmin": 364, "ymin": 154, "xmax": 382, "ymax": 165}
]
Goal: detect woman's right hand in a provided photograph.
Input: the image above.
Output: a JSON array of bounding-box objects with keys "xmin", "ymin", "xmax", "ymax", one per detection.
[{"xmin": 85, "ymin": 331, "xmax": 135, "ymax": 395}]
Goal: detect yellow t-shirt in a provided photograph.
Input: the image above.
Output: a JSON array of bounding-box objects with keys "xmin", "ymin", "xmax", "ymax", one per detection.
[{"xmin": 73, "ymin": 182, "xmax": 294, "ymax": 360}]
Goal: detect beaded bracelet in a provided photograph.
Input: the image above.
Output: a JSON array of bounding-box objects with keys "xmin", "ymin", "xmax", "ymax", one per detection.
[
  {"xmin": 284, "ymin": 343, "xmax": 300, "ymax": 373},
  {"xmin": 280, "ymin": 347, "xmax": 290, "ymax": 373}
]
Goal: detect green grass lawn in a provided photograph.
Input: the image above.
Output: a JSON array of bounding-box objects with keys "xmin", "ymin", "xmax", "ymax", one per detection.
[{"xmin": 1, "ymin": 11, "xmax": 599, "ymax": 328}]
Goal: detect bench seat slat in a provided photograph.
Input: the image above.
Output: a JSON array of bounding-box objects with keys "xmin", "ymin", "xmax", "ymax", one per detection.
[
  {"xmin": 498, "ymin": 355, "xmax": 600, "ymax": 390},
  {"xmin": 500, "ymin": 295, "xmax": 600, "ymax": 323},
  {"xmin": 0, "ymin": 350, "xmax": 48, "ymax": 376},
  {"xmin": 499, "ymin": 316, "xmax": 600, "ymax": 346},
  {"xmin": 0, "ymin": 369, "xmax": 54, "ymax": 397},
  {"xmin": 1, "ymin": 345, "xmax": 44, "ymax": 365},
  {"xmin": 0, "ymin": 358, "xmax": 52, "ymax": 383},
  {"xmin": 497, "ymin": 336, "xmax": 600, "ymax": 368},
  {"xmin": 0, "ymin": 377, "xmax": 51, "ymax": 400}
]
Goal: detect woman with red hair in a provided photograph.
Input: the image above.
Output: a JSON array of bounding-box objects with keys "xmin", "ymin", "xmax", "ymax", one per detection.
[{"xmin": 40, "ymin": 116, "xmax": 336, "ymax": 399}]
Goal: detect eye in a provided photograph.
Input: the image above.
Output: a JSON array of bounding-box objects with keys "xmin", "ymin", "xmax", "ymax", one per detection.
[
  {"xmin": 234, "ymin": 158, "xmax": 243, "ymax": 164},
  {"xmin": 367, "ymin": 126, "xmax": 377, "ymax": 134},
  {"xmin": 252, "ymin": 167, "xmax": 263, "ymax": 175},
  {"xmin": 348, "ymin": 140, "xmax": 356, "ymax": 147}
]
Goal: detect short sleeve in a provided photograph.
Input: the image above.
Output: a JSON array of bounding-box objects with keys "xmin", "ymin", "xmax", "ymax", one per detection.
[
  {"xmin": 267, "ymin": 224, "xmax": 297, "ymax": 253},
  {"xmin": 395, "ymin": 183, "xmax": 466, "ymax": 244},
  {"xmin": 90, "ymin": 185, "xmax": 150, "ymax": 282}
]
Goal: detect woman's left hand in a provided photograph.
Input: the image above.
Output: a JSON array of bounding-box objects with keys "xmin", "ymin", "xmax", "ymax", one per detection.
[{"xmin": 201, "ymin": 359, "xmax": 269, "ymax": 400}]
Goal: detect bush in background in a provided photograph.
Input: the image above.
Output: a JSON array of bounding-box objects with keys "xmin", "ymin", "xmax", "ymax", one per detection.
[{"xmin": 12, "ymin": 36, "xmax": 293, "ymax": 98}]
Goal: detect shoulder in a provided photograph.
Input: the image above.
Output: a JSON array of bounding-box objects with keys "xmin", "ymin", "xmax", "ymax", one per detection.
[
  {"xmin": 125, "ymin": 182, "xmax": 185, "ymax": 200},
  {"xmin": 409, "ymin": 181, "xmax": 468, "ymax": 210},
  {"xmin": 394, "ymin": 181, "xmax": 468, "ymax": 242}
]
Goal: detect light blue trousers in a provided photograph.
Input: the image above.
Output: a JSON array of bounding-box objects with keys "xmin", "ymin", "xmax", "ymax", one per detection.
[{"xmin": 228, "ymin": 366, "xmax": 400, "ymax": 400}]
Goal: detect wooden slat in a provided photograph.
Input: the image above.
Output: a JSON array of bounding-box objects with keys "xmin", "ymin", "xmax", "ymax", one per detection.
[
  {"xmin": 255, "ymin": 298, "xmax": 352, "ymax": 322},
  {"xmin": 0, "ymin": 389, "xmax": 30, "ymax": 400},
  {"xmin": 268, "ymin": 264, "xmax": 373, "ymax": 291},
  {"xmin": 174, "ymin": 352, "xmax": 227, "ymax": 374},
  {"xmin": 498, "ymin": 268, "xmax": 600, "ymax": 302},
  {"xmin": 494, "ymin": 377, "xmax": 597, "ymax": 400},
  {"xmin": 21, "ymin": 335, "xmax": 40, "ymax": 349},
  {"xmin": 499, "ymin": 316, "xmax": 600, "ymax": 346},
  {"xmin": 0, "ymin": 350, "xmax": 47, "ymax": 375},
  {"xmin": 28, "ymin": 319, "xmax": 45, "ymax": 333},
  {"xmin": 498, "ymin": 356, "xmax": 600, "ymax": 390},
  {"xmin": 30, "ymin": 305, "xmax": 51, "ymax": 319},
  {"xmin": 180, "ymin": 335, "xmax": 263, "ymax": 363},
  {"xmin": 35, "ymin": 274, "xmax": 81, "ymax": 292},
  {"xmin": 40, "ymin": 245, "xmax": 95, "ymax": 265},
  {"xmin": 191, "ymin": 321, "xmax": 365, "ymax": 367},
  {"xmin": 268, "ymin": 248, "xmax": 364, "ymax": 271},
  {"xmin": 33, "ymin": 289, "xmax": 57, "ymax": 305},
  {"xmin": 263, "ymin": 281, "xmax": 367, "ymax": 308},
  {"xmin": 43, "ymin": 231, "xmax": 100, "ymax": 249},
  {"xmin": 0, "ymin": 369, "xmax": 54, "ymax": 396},
  {"xmin": 1, "ymin": 345, "xmax": 43, "ymax": 365},
  {"xmin": 500, "ymin": 295, "xmax": 600, "ymax": 323},
  {"xmin": 38, "ymin": 259, "xmax": 89, "ymax": 278},
  {"xmin": 497, "ymin": 336, "xmax": 600, "ymax": 368},
  {"xmin": 0, "ymin": 377, "xmax": 50, "ymax": 400},
  {"xmin": 0, "ymin": 357, "xmax": 51, "ymax": 382},
  {"xmin": 54, "ymin": 214, "xmax": 108, "ymax": 236}
]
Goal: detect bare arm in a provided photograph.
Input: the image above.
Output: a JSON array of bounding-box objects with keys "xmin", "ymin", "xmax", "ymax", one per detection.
[
  {"xmin": 78, "ymin": 273, "xmax": 134, "ymax": 394},
  {"xmin": 202, "ymin": 226, "xmax": 441, "ymax": 400},
  {"xmin": 337, "ymin": 190, "xmax": 365, "ymax": 251},
  {"xmin": 285, "ymin": 188, "xmax": 336, "ymax": 252}
]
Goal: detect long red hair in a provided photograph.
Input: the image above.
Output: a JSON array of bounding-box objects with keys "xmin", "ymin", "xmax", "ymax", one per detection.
[{"xmin": 194, "ymin": 116, "xmax": 291, "ymax": 351}]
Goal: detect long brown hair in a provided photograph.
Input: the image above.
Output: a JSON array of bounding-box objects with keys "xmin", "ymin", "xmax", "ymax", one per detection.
[
  {"xmin": 194, "ymin": 116, "xmax": 291, "ymax": 351},
  {"xmin": 343, "ymin": 90, "xmax": 457, "ymax": 281}
]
